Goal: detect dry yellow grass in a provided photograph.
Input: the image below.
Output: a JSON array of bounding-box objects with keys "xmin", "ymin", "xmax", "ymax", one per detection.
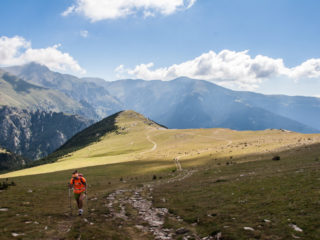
[{"xmin": 2, "ymin": 110, "xmax": 320, "ymax": 178}]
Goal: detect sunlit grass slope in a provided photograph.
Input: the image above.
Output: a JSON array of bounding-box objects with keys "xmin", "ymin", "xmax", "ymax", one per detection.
[
  {"xmin": 1, "ymin": 110, "xmax": 320, "ymax": 239},
  {"xmin": 1, "ymin": 110, "xmax": 320, "ymax": 178}
]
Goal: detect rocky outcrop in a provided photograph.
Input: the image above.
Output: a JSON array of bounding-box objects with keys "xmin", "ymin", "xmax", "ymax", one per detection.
[
  {"xmin": 0, "ymin": 147, "xmax": 30, "ymax": 171},
  {"xmin": 0, "ymin": 106, "xmax": 93, "ymax": 160}
]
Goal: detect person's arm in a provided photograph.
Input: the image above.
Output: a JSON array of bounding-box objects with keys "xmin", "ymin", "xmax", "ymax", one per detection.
[
  {"xmin": 82, "ymin": 178, "xmax": 87, "ymax": 191},
  {"xmin": 69, "ymin": 179, "xmax": 74, "ymax": 189}
]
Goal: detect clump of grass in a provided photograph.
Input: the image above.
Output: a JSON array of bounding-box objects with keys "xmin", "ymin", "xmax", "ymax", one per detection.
[
  {"xmin": 0, "ymin": 179, "xmax": 16, "ymax": 190},
  {"xmin": 272, "ymin": 155, "xmax": 281, "ymax": 161}
]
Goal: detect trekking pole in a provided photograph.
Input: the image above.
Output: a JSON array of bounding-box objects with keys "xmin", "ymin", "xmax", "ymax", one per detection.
[
  {"xmin": 85, "ymin": 185, "xmax": 89, "ymax": 214},
  {"xmin": 68, "ymin": 187, "xmax": 72, "ymax": 215}
]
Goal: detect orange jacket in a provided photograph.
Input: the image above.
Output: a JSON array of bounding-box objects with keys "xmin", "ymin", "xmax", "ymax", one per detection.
[{"xmin": 70, "ymin": 177, "xmax": 86, "ymax": 194}]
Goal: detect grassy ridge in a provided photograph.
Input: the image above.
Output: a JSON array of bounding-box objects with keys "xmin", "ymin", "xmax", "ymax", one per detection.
[
  {"xmin": 1, "ymin": 110, "xmax": 320, "ymax": 239},
  {"xmin": 2, "ymin": 110, "xmax": 320, "ymax": 178}
]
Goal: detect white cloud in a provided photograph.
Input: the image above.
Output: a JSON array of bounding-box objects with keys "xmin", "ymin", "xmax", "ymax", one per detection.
[
  {"xmin": 0, "ymin": 36, "xmax": 85, "ymax": 74},
  {"xmin": 115, "ymin": 50, "xmax": 320, "ymax": 90},
  {"xmin": 62, "ymin": 6, "xmax": 75, "ymax": 16},
  {"xmin": 62, "ymin": 0, "xmax": 197, "ymax": 21},
  {"xmin": 289, "ymin": 58, "xmax": 320, "ymax": 79},
  {"xmin": 80, "ymin": 30, "xmax": 89, "ymax": 38}
]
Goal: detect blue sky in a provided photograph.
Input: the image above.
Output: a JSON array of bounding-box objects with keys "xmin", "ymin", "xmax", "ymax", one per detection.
[{"xmin": 1, "ymin": 0, "xmax": 320, "ymax": 96}]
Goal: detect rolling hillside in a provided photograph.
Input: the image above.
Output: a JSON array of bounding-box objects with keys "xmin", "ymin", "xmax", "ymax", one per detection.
[
  {"xmin": 1, "ymin": 110, "xmax": 320, "ymax": 239},
  {"xmin": 2, "ymin": 110, "xmax": 319, "ymax": 178}
]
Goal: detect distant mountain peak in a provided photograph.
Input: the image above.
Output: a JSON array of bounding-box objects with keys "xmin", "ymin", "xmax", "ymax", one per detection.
[
  {"xmin": 117, "ymin": 110, "xmax": 167, "ymax": 129},
  {"xmin": 21, "ymin": 62, "xmax": 51, "ymax": 72},
  {"xmin": 172, "ymin": 76, "xmax": 194, "ymax": 81},
  {"xmin": 36, "ymin": 110, "xmax": 166, "ymax": 165}
]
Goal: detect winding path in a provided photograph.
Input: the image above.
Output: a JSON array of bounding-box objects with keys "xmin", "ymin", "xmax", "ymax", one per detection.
[
  {"xmin": 146, "ymin": 135, "xmax": 157, "ymax": 152},
  {"xmin": 140, "ymin": 132, "xmax": 158, "ymax": 155},
  {"xmin": 174, "ymin": 157, "xmax": 183, "ymax": 171}
]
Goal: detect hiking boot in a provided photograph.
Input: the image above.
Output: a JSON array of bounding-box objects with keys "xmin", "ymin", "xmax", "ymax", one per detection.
[{"xmin": 78, "ymin": 209, "xmax": 83, "ymax": 216}]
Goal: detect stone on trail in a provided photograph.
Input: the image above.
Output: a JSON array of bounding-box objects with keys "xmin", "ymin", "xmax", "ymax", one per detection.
[
  {"xmin": 0, "ymin": 208, "xmax": 8, "ymax": 211},
  {"xmin": 243, "ymin": 227, "xmax": 255, "ymax": 231},
  {"xmin": 289, "ymin": 224, "xmax": 303, "ymax": 232},
  {"xmin": 12, "ymin": 233, "xmax": 25, "ymax": 237},
  {"xmin": 135, "ymin": 225, "xmax": 144, "ymax": 230},
  {"xmin": 264, "ymin": 219, "xmax": 271, "ymax": 223},
  {"xmin": 175, "ymin": 227, "xmax": 189, "ymax": 235}
]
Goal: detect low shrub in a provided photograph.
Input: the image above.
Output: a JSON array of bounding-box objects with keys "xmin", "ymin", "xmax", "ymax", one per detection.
[{"xmin": 272, "ymin": 156, "xmax": 281, "ymax": 161}]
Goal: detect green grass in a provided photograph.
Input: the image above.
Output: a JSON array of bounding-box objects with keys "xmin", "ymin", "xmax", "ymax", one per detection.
[
  {"xmin": 2, "ymin": 111, "xmax": 320, "ymax": 178},
  {"xmin": 1, "ymin": 111, "xmax": 320, "ymax": 239},
  {"xmin": 1, "ymin": 144, "xmax": 319, "ymax": 239},
  {"xmin": 0, "ymin": 159, "xmax": 175, "ymax": 239},
  {"xmin": 153, "ymin": 143, "xmax": 320, "ymax": 240}
]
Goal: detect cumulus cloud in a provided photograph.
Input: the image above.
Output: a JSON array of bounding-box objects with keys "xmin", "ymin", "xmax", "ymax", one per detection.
[
  {"xmin": 289, "ymin": 58, "xmax": 320, "ymax": 79},
  {"xmin": 0, "ymin": 36, "xmax": 85, "ymax": 74},
  {"xmin": 62, "ymin": 0, "xmax": 197, "ymax": 21},
  {"xmin": 80, "ymin": 30, "xmax": 89, "ymax": 38},
  {"xmin": 115, "ymin": 50, "xmax": 320, "ymax": 90}
]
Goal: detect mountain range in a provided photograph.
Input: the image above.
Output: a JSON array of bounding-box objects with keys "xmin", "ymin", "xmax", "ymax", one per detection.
[
  {"xmin": 103, "ymin": 78, "xmax": 320, "ymax": 132},
  {"xmin": 2, "ymin": 63, "xmax": 320, "ymax": 134},
  {"xmin": 6, "ymin": 63, "xmax": 122, "ymax": 120},
  {"xmin": 0, "ymin": 69, "xmax": 98, "ymax": 118}
]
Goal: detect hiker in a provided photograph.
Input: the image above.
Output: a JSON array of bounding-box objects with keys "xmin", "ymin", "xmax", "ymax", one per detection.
[{"xmin": 69, "ymin": 170, "xmax": 86, "ymax": 215}]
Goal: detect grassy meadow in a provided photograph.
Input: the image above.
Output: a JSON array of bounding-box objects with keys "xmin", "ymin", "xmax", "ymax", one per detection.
[{"xmin": 1, "ymin": 111, "xmax": 320, "ymax": 239}]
